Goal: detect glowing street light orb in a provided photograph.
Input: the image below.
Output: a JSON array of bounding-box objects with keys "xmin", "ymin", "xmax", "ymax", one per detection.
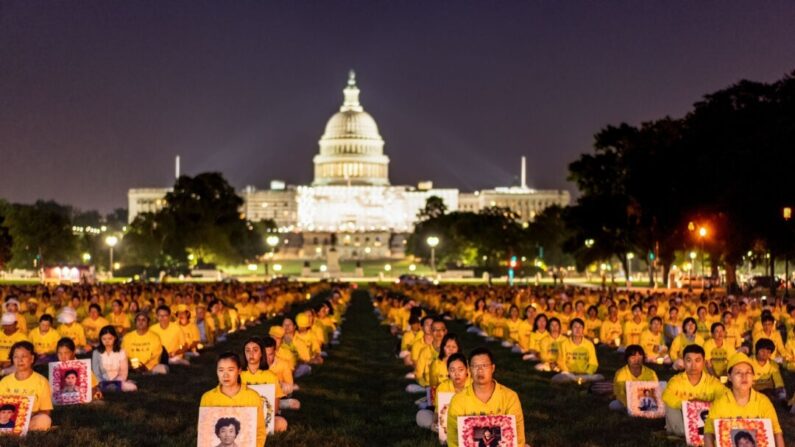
[
  {"xmin": 247, "ymin": 263, "xmax": 258, "ymax": 271},
  {"xmin": 689, "ymin": 251, "xmax": 697, "ymax": 260},
  {"xmin": 273, "ymin": 264, "xmax": 283, "ymax": 272},
  {"xmin": 266, "ymin": 235, "xmax": 280, "ymax": 248},
  {"xmin": 408, "ymin": 264, "xmax": 416, "ymax": 272},
  {"xmin": 426, "ymin": 236, "xmax": 440, "ymax": 248},
  {"xmin": 698, "ymin": 227, "xmax": 707, "ymax": 238},
  {"xmin": 82, "ymin": 253, "xmax": 91, "ymax": 262},
  {"xmin": 319, "ymin": 264, "xmax": 327, "ymax": 272},
  {"xmin": 105, "ymin": 235, "xmax": 118, "ymax": 247},
  {"xmin": 113, "ymin": 262, "xmax": 121, "ymax": 270},
  {"xmin": 384, "ymin": 264, "xmax": 392, "ymax": 272}
]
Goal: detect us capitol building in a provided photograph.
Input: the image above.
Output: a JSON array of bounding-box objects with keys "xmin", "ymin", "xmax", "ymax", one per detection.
[{"xmin": 128, "ymin": 71, "xmax": 570, "ymax": 259}]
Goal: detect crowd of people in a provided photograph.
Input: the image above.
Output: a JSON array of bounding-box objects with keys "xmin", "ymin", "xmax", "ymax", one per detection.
[
  {"xmin": 376, "ymin": 283, "xmax": 790, "ymax": 446},
  {"xmin": 0, "ymin": 280, "xmax": 349, "ymax": 446}
]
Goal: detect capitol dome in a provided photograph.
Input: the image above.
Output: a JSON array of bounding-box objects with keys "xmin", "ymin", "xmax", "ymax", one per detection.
[{"xmin": 313, "ymin": 71, "xmax": 390, "ymax": 186}]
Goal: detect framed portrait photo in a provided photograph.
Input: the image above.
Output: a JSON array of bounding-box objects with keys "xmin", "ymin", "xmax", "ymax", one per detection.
[
  {"xmin": 0, "ymin": 395, "xmax": 34, "ymax": 436},
  {"xmin": 714, "ymin": 418, "xmax": 775, "ymax": 447},
  {"xmin": 457, "ymin": 414, "xmax": 518, "ymax": 447},
  {"xmin": 682, "ymin": 400, "xmax": 711, "ymax": 446},
  {"xmin": 248, "ymin": 384, "xmax": 276, "ymax": 434},
  {"xmin": 48, "ymin": 359, "xmax": 92, "ymax": 406},
  {"xmin": 625, "ymin": 381, "xmax": 665, "ymax": 419},
  {"xmin": 437, "ymin": 391, "xmax": 455, "ymax": 444},
  {"xmin": 197, "ymin": 406, "xmax": 258, "ymax": 447}
]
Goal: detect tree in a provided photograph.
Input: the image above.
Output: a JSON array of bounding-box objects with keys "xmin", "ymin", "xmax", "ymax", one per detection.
[
  {"xmin": 417, "ymin": 196, "xmax": 447, "ymax": 221},
  {"xmin": 2, "ymin": 201, "xmax": 77, "ymax": 269}
]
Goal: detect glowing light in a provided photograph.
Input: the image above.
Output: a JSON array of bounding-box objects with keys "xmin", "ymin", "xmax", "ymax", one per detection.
[
  {"xmin": 426, "ymin": 236, "xmax": 439, "ymax": 248},
  {"xmin": 384, "ymin": 264, "xmax": 392, "ymax": 272},
  {"xmin": 247, "ymin": 263, "xmax": 258, "ymax": 271},
  {"xmin": 408, "ymin": 264, "xmax": 416, "ymax": 272},
  {"xmin": 113, "ymin": 262, "xmax": 121, "ymax": 270},
  {"xmin": 319, "ymin": 264, "xmax": 327, "ymax": 272},
  {"xmin": 273, "ymin": 264, "xmax": 282, "ymax": 272},
  {"xmin": 82, "ymin": 253, "xmax": 91, "ymax": 262},
  {"xmin": 105, "ymin": 235, "xmax": 118, "ymax": 247},
  {"xmin": 689, "ymin": 251, "xmax": 697, "ymax": 260}
]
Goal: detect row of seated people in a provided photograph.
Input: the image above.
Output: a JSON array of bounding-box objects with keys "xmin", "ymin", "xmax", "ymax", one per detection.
[{"xmin": 379, "ymin": 284, "xmax": 787, "ymax": 446}]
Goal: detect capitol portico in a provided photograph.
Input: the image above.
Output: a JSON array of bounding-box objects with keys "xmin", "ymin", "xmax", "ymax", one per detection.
[{"xmin": 129, "ymin": 71, "xmax": 569, "ymax": 260}]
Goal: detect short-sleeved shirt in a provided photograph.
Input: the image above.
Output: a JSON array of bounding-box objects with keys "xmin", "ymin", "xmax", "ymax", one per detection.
[
  {"xmin": 0, "ymin": 372, "xmax": 53, "ymax": 412},
  {"xmin": 704, "ymin": 389, "xmax": 781, "ymax": 434},
  {"xmin": 200, "ymin": 385, "xmax": 266, "ymax": 447},
  {"xmin": 447, "ymin": 381, "xmax": 525, "ymax": 447}
]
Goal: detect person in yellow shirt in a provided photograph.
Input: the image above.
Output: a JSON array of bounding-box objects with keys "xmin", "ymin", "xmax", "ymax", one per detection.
[
  {"xmin": 447, "ymin": 347, "xmax": 525, "ymax": 447},
  {"xmin": 752, "ymin": 315, "xmax": 786, "ymax": 359},
  {"xmin": 534, "ymin": 317, "xmax": 564, "ymax": 372},
  {"xmin": 0, "ymin": 313, "xmax": 29, "ymax": 372},
  {"xmin": 599, "ymin": 305, "xmax": 623, "ymax": 349},
  {"xmin": 81, "ymin": 304, "xmax": 110, "ymax": 346},
  {"xmin": 263, "ymin": 335, "xmax": 300, "ymax": 409},
  {"xmin": 750, "ymin": 338, "xmax": 786, "ymax": 401},
  {"xmin": 704, "ymin": 352, "xmax": 784, "ymax": 447},
  {"xmin": 150, "ymin": 305, "xmax": 189, "ymax": 366},
  {"xmin": 584, "ymin": 305, "xmax": 602, "ymax": 341},
  {"xmin": 241, "ymin": 337, "xmax": 287, "ymax": 433},
  {"xmin": 29, "ymin": 314, "xmax": 60, "ymax": 361},
  {"xmin": 57, "ymin": 308, "xmax": 91, "ymax": 354},
  {"xmin": 622, "ymin": 304, "xmax": 646, "ymax": 348},
  {"xmin": 293, "ymin": 313, "xmax": 322, "ymax": 366},
  {"xmin": 640, "ymin": 316, "xmax": 670, "ymax": 364},
  {"xmin": 3, "ymin": 298, "xmax": 27, "ymax": 335},
  {"xmin": 176, "ymin": 306, "xmax": 201, "ymax": 356},
  {"xmin": 417, "ymin": 351, "xmax": 470, "ymax": 430},
  {"xmin": 521, "ymin": 314, "xmax": 548, "ymax": 361},
  {"xmin": 121, "ymin": 312, "xmax": 168, "ymax": 375},
  {"xmin": 408, "ymin": 316, "xmax": 434, "ymax": 382},
  {"xmin": 670, "ymin": 317, "xmax": 705, "ymax": 370},
  {"xmin": 429, "ymin": 333, "xmax": 462, "ymax": 390},
  {"xmin": 414, "ymin": 318, "xmax": 447, "ymax": 388},
  {"xmin": 552, "ymin": 318, "xmax": 602, "ymax": 383},
  {"xmin": 0, "ymin": 341, "xmax": 52, "ymax": 431},
  {"xmin": 107, "ymin": 299, "xmax": 132, "ymax": 336},
  {"xmin": 200, "ymin": 352, "xmax": 266, "ymax": 447},
  {"xmin": 56, "ymin": 337, "xmax": 102, "ymax": 400},
  {"xmin": 399, "ymin": 315, "xmax": 422, "ymax": 364},
  {"xmin": 609, "ymin": 344, "xmax": 659, "ymax": 411},
  {"xmin": 661, "ymin": 345, "xmax": 727, "ymax": 436},
  {"xmin": 704, "ymin": 322, "xmax": 736, "ymax": 377}
]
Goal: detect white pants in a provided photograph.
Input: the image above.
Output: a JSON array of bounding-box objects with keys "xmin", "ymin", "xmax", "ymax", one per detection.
[
  {"xmin": 608, "ymin": 399, "xmax": 626, "ymax": 412},
  {"xmin": 665, "ymin": 406, "xmax": 685, "ymax": 436},
  {"xmin": 416, "ymin": 409, "xmax": 434, "ymax": 429},
  {"xmin": 280, "ymin": 398, "xmax": 301, "ymax": 410},
  {"xmin": 294, "ymin": 364, "xmax": 312, "ymax": 378},
  {"xmin": 550, "ymin": 372, "xmax": 605, "ymax": 384},
  {"xmin": 151, "ymin": 364, "xmax": 169, "ymax": 375},
  {"xmin": 406, "ymin": 384, "xmax": 425, "ymax": 394}
]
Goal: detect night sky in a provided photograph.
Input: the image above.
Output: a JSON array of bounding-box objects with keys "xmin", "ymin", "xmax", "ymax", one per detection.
[{"xmin": 2, "ymin": 1, "xmax": 795, "ymax": 212}]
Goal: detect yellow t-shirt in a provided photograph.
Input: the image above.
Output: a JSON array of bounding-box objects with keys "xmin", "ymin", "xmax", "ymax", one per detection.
[
  {"xmin": 599, "ymin": 319, "xmax": 623, "ymax": 346},
  {"xmin": 179, "ymin": 322, "xmax": 201, "ymax": 347},
  {"xmin": 28, "ymin": 327, "xmax": 61, "ymax": 356},
  {"xmin": 661, "ymin": 371, "xmax": 727, "ymax": 410},
  {"xmin": 622, "ymin": 319, "xmax": 646, "ymax": 346},
  {"xmin": 415, "ymin": 344, "xmax": 439, "ymax": 387},
  {"xmin": 703, "ymin": 339, "xmax": 736, "ymax": 377},
  {"xmin": 612, "ymin": 365, "xmax": 658, "ymax": 406},
  {"xmin": 150, "ymin": 322, "xmax": 186, "ymax": 356},
  {"xmin": 107, "ymin": 312, "xmax": 132, "ymax": 333},
  {"xmin": 749, "ymin": 357, "xmax": 784, "ymax": 390},
  {"xmin": 81, "ymin": 316, "xmax": 110, "ymax": 342},
  {"xmin": 199, "ymin": 384, "xmax": 266, "ymax": 447},
  {"xmin": 0, "ymin": 331, "xmax": 30, "ymax": 362},
  {"xmin": 121, "ymin": 330, "xmax": 163, "ymax": 370},
  {"xmin": 640, "ymin": 330, "xmax": 665, "ymax": 360},
  {"xmin": 0, "ymin": 372, "xmax": 53, "ymax": 412},
  {"xmin": 670, "ymin": 334, "xmax": 705, "ymax": 361},
  {"xmin": 704, "ymin": 389, "xmax": 781, "ymax": 435},
  {"xmin": 241, "ymin": 368, "xmax": 285, "ymax": 398},
  {"xmin": 447, "ymin": 382, "xmax": 525, "ymax": 447},
  {"xmin": 559, "ymin": 338, "xmax": 598, "ymax": 374},
  {"xmin": 540, "ymin": 334, "xmax": 565, "ymax": 364},
  {"xmin": 58, "ymin": 323, "xmax": 87, "ymax": 347}
]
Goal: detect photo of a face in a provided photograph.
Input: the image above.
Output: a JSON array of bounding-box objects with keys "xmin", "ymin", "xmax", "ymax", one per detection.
[
  {"xmin": 62, "ymin": 370, "xmax": 79, "ymax": 394},
  {"xmin": 197, "ymin": 406, "xmax": 257, "ymax": 447},
  {"xmin": 474, "ymin": 426, "xmax": 501, "ymax": 447},
  {"xmin": 731, "ymin": 430, "xmax": 757, "ymax": 447},
  {"xmin": 215, "ymin": 417, "xmax": 240, "ymax": 447},
  {"xmin": 0, "ymin": 404, "xmax": 17, "ymax": 429}
]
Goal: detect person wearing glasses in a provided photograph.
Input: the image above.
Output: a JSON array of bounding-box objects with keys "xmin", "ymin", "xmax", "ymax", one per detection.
[{"xmin": 446, "ymin": 347, "xmax": 526, "ymax": 447}]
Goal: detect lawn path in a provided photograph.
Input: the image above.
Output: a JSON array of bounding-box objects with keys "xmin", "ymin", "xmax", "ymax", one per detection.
[{"xmin": 271, "ymin": 289, "xmax": 439, "ymax": 447}]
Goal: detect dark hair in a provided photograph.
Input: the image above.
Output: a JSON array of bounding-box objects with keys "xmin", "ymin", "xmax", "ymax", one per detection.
[
  {"xmin": 548, "ymin": 317, "xmax": 562, "ymax": 331},
  {"xmin": 217, "ymin": 352, "xmax": 242, "ymax": 369},
  {"xmin": 631, "ymin": 304, "xmax": 642, "ymax": 312},
  {"xmin": 710, "ymin": 322, "xmax": 725, "ymax": 334},
  {"xmin": 569, "ymin": 318, "xmax": 584, "ymax": 329},
  {"xmin": 261, "ymin": 336, "xmax": 276, "ymax": 349},
  {"xmin": 468, "ymin": 347, "xmax": 494, "ymax": 365},
  {"xmin": 9, "ymin": 341, "xmax": 35, "ymax": 362},
  {"xmin": 650, "ymin": 316, "xmax": 662, "ymax": 325},
  {"xmin": 408, "ymin": 315, "xmax": 420, "ymax": 326},
  {"xmin": 624, "ymin": 344, "xmax": 646, "ymax": 362},
  {"xmin": 447, "ymin": 352, "xmax": 468, "ymax": 369},
  {"xmin": 56, "ymin": 337, "xmax": 76, "ymax": 353},
  {"xmin": 156, "ymin": 305, "xmax": 171, "ymax": 315},
  {"xmin": 420, "ymin": 315, "xmax": 434, "ymax": 326},
  {"xmin": 243, "ymin": 337, "xmax": 265, "ymax": 369},
  {"xmin": 97, "ymin": 325, "xmax": 121, "ymax": 353},
  {"xmin": 438, "ymin": 333, "xmax": 461, "ymax": 361},
  {"xmin": 0, "ymin": 404, "xmax": 15, "ymax": 412},
  {"xmin": 682, "ymin": 317, "xmax": 697, "ymax": 333},
  {"xmin": 64, "ymin": 369, "xmax": 78, "ymax": 379},
  {"xmin": 134, "ymin": 312, "xmax": 150, "ymax": 323},
  {"xmin": 214, "ymin": 417, "xmax": 241, "ymax": 437},
  {"xmin": 683, "ymin": 344, "xmax": 705, "ymax": 358},
  {"xmin": 733, "ymin": 430, "xmax": 755, "ymax": 446},
  {"xmin": 39, "ymin": 314, "xmax": 54, "ymax": 324},
  {"xmin": 761, "ymin": 314, "xmax": 775, "ymax": 324},
  {"xmin": 89, "ymin": 303, "xmax": 102, "ymax": 313},
  {"xmin": 755, "ymin": 338, "xmax": 775, "ymax": 353}
]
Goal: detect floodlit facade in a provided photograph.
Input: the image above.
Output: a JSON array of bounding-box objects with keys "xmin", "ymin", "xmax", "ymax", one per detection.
[{"xmin": 127, "ymin": 71, "xmax": 570, "ymax": 258}]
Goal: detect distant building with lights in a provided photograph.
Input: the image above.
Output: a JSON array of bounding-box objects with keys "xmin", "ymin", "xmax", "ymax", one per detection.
[{"xmin": 128, "ymin": 71, "xmax": 569, "ymax": 259}]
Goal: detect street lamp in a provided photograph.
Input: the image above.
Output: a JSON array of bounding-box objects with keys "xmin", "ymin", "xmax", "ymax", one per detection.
[
  {"xmin": 698, "ymin": 226, "xmax": 707, "ymax": 280},
  {"xmin": 105, "ymin": 235, "xmax": 118, "ymax": 278},
  {"xmin": 689, "ymin": 250, "xmax": 697, "ymax": 291},
  {"xmin": 426, "ymin": 236, "xmax": 440, "ymax": 273},
  {"xmin": 626, "ymin": 252, "xmax": 635, "ymax": 286},
  {"xmin": 265, "ymin": 235, "xmax": 280, "ymax": 276}
]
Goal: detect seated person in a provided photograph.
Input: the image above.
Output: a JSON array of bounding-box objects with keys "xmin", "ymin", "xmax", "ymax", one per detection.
[
  {"xmin": 551, "ymin": 318, "xmax": 603, "ymax": 384},
  {"xmin": 28, "ymin": 314, "xmax": 60, "ymax": 363},
  {"xmin": 750, "ymin": 338, "xmax": 786, "ymax": 401},
  {"xmin": 91, "ymin": 325, "xmax": 137, "ymax": 392},
  {"xmin": 670, "ymin": 318, "xmax": 705, "ymax": 371},
  {"xmin": 610, "ymin": 344, "xmax": 659, "ymax": 411},
  {"xmin": 150, "ymin": 305, "xmax": 189, "ymax": 366},
  {"xmin": 703, "ymin": 322, "xmax": 736, "ymax": 377},
  {"xmin": 121, "ymin": 312, "xmax": 168, "ymax": 375},
  {"xmin": 57, "ymin": 308, "xmax": 91, "ymax": 354},
  {"xmin": 0, "ymin": 341, "xmax": 52, "ymax": 430},
  {"xmin": 704, "ymin": 353, "xmax": 784, "ymax": 447},
  {"xmin": 56, "ymin": 337, "xmax": 102, "ymax": 400},
  {"xmin": 0, "ymin": 313, "xmax": 29, "ymax": 374},
  {"xmin": 661, "ymin": 345, "xmax": 726, "ymax": 436},
  {"xmin": 640, "ymin": 317, "xmax": 670, "ymax": 364},
  {"xmin": 241, "ymin": 337, "xmax": 287, "ymax": 432}
]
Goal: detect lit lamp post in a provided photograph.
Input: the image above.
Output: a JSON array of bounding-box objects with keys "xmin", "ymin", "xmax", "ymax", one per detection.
[
  {"xmin": 626, "ymin": 252, "xmax": 634, "ymax": 287},
  {"xmin": 105, "ymin": 235, "xmax": 118, "ymax": 278},
  {"xmin": 689, "ymin": 250, "xmax": 697, "ymax": 291},
  {"xmin": 784, "ymin": 207, "xmax": 792, "ymax": 297},
  {"xmin": 265, "ymin": 235, "xmax": 280, "ymax": 277},
  {"xmin": 698, "ymin": 226, "xmax": 708, "ymax": 280},
  {"xmin": 426, "ymin": 236, "xmax": 440, "ymax": 273}
]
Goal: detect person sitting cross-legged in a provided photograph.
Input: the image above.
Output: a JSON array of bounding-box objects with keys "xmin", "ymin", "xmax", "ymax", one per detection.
[
  {"xmin": 551, "ymin": 318, "xmax": 603, "ymax": 384},
  {"xmin": 609, "ymin": 344, "xmax": 659, "ymax": 412}
]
